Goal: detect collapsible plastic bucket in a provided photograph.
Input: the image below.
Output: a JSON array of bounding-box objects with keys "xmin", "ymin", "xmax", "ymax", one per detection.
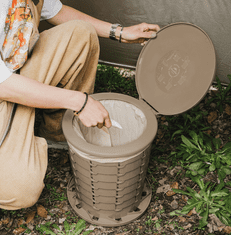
[{"xmin": 62, "ymin": 23, "xmax": 216, "ymax": 227}]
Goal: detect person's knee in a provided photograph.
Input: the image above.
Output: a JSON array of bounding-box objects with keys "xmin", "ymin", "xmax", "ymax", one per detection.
[
  {"xmin": 0, "ymin": 177, "xmax": 44, "ymax": 210},
  {"xmin": 72, "ymin": 20, "xmax": 98, "ymax": 38},
  {"xmin": 67, "ymin": 20, "xmax": 99, "ymax": 51}
]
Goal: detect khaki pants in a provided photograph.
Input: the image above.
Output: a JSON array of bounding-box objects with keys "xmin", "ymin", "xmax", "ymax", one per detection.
[{"xmin": 0, "ymin": 20, "xmax": 99, "ymax": 210}]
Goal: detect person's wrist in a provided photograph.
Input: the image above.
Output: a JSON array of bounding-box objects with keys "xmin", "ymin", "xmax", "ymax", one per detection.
[
  {"xmin": 74, "ymin": 92, "xmax": 88, "ymax": 115},
  {"xmin": 68, "ymin": 91, "xmax": 86, "ymax": 112}
]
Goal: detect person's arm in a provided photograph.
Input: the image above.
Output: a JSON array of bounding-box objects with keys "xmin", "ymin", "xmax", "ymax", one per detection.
[
  {"xmin": 0, "ymin": 73, "xmax": 111, "ymax": 127},
  {"xmin": 47, "ymin": 5, "xmax": 160, "ymax": 44}
]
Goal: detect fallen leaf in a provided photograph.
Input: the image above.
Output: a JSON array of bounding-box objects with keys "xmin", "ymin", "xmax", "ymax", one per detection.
[
  {"xmin": 169, "ymin": 167, "xmax": 177, "ymax": 176},
  {"xmin": 59, "ymin": 218, "xmax": 66, "ymax": 224},
  {"xmin": 225, "ymin": 105, "xmax": 231, "ymax": 115},
  {"xmin": 13, "ymin": 227, "xmax": 26, "ymax": 234},
  {"xmin": 218, "ymin": 226, "xmax": 226, "ymax": 232},
  {"xmin": 17, "ymin": 218, "xmax": 24, "ymax": 227},
  {"xmin": 208, "ymin": 111, "xmax": 218, "ymax": 124},
  {"xmin": 158, "ymin": 177, "xmax": 167, "ymax": 185},
  {"xmin": 213, "ymin": 225, "xmax": 219, "ymax": 232},
  {"xmin": 170, "ymin": 199, "xmax": 178, "ymax": 209},
  {"xmin": 37, "ymin": 205, "xmax": 48, "ymax": 218},
  {"xmin": 168, "ymin": 224, "xmax": 175, "ymax": 230},
  {"xmin": 156, "ymin": 184, "xmax": 171, "ymax": 194},
  {"xmin": 182, "ymin": 195, "xmax": 188, "ymax": 202},
  {"xmin": 179, "ymin": 216, "xmax": 186, "ymax": 223},
  {"xmin": 166, "ymin": 182, "xmax": 179, "ymax": 196},
  {"xmin": 152, "ymin": 216, "xmax": 159, "ymax": 221},
  {"xmin": 170, "ymin": 182, "xmax": 179, "ymax": 189},
  {"xmin": 224, "ymin": 226, "xmax": 231, "ymax": 234},
  {"xmin": 187, "ymin": 208, "xmax": 197, "ymax": 216},
  {"xmin": 56, "ymin": 187, "xmax": 62, "ymax": 193},
  {"xmin": 192, "ymin": 208, "xmax": 197, "ymax": 214},
  {"xmin": 166, "ymin": 190, "xmax": 175, "ymax": 196},
  {"xmin": 207, "ymin": 223, "xmax": 213, "ymax": 234},
  {"xmin": 60, "ymin": 155, "xmax": 69, "ymax": 165},
  {"xmin": 183, "ymin": 224, "xmax": 192, "ymax": 229},
  {"xmin": 209, "ymin": 214, "xmax": 225, "ymax": 227},
  {"xmin": 204, "ymin": 130, "xmax": 212, "ymax": 135},
  {"xmin": 2, "ymin": 217, "xmax": 10, "ymax": 225},
  {"xmin": 25, "ymin": 211, "xmax": 36, "ymax": 224}
]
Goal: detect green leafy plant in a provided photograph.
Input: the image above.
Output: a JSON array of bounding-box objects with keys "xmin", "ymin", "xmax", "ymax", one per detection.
[
  {"xmin": 206, "ymin": 75, "xmax": 231, "ymax": 112},
  {"xmin": 168, "ymin": 221, "xmax": 184, "ymax": 230},
  {"xmin": 162, "ymin": 105, "xmax": 209, "ymax": 141},
  {"xmin": 170, "ymin": 176, "xmax": 231, "ymax": 228},
  {"xmin": 170, "ymin": 131, "xmax": 231, "ymax": 181},
  {"xmin": 46, "ymin": 184, "xmax": 67, "ymax": 203},
  {"xmin": 145, "ymin": 216, "xmax": 154, "ymax": 226},
  {"xmin": 95, "ymin": 64, "xmax": 138, "ymax": 97},
  {"xmin": 36, "ymin": 219, "xmax": 93, "ymax": 235}
]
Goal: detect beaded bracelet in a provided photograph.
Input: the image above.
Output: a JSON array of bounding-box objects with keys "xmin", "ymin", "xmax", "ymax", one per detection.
[{"xmin": 74, "ymin": 92, "xmax": 88, "ymax": 116}]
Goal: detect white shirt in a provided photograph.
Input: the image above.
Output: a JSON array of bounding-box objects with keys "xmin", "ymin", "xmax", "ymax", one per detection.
[{"xmin": 0, "ymin": 0, "xmax": 63, "ymax": 83}]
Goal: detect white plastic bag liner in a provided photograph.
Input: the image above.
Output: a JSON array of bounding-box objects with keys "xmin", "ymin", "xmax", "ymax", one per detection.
[{"xmin": 73, "ymin": 100, "xmax": 147, "ymax": 147}]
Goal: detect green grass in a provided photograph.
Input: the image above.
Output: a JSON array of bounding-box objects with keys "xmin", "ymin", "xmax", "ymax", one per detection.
[{"xmin": 95, "ymin": 64, "xmax": 138, "ymax": 98}]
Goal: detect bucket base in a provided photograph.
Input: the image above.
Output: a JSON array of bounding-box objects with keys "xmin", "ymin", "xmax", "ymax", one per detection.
[{"xmin": 67, "ymin": 177, "xmax": 152, "ymax": 227}]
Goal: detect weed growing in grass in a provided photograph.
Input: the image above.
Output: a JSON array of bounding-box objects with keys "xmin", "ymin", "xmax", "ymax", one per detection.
[
  {"xmin": 46, "ymin": 184, "xmax": 67, "ymax": 203},
  {"xmin": 169, "ymin": 129, "xmax": 231, "ymax": 229},
  {"xmin": 145, "ymin": 216, "xmax": 154, "ymax": 226},
  {"xmin": 35, "ymin": 219, "xmax": 92, "ymax": 235},
  {"xmin": 170, "ymin": 176, "xmax": 231, "ymax": 228},
  {"xmin": 170, "ymin": 131, "xmax": 231, "ymax": 181},
  {"xmin": 145, "ymin": 216, "xmax": 163, "ymax": 231}
]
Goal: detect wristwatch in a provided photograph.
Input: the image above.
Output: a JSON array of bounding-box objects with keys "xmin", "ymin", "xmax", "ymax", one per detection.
[{"xmin": 109, "ymin": 23, "xmax": 122, "ymax": 40}]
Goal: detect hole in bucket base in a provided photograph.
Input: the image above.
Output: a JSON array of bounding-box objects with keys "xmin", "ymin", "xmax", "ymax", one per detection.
[
  {"xmin": 92, "ymin": 216, "xmax": 99, "ymax": 221},
  {"xmin": 142, "ymin": 191, "xmax": 147, "ymax": 197},
  {"xmin": 76, "ymin": 204, "xmax": 82, "ymax": 209},
  {"xmin": 133, "ymin": 207, "xmax": 141, "ymax": 212},
  {"xmin": 115, "ymin": 218, "xmax": 122, "ymax": 221}
]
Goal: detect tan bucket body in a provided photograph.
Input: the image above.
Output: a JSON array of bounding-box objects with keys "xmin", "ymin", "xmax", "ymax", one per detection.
[{"xmin": 63, "ymin": 93, "xmax": 158, "ymax": 226}]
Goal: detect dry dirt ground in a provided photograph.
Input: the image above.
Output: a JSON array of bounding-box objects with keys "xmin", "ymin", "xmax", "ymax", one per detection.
[{"xmin": 0, "ymin": 86, "xmax": 231, "ymax": 235}]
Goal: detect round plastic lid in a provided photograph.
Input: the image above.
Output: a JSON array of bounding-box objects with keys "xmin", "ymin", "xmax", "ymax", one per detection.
[{"xmin": 136, "ymin": 23, "xmax": 216, "ymax": 115}]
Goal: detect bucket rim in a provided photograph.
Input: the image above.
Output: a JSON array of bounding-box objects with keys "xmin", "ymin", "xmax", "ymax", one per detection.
[{"xmin": 62, "ymin": 93, "xmax": 157, "ymax": 158}]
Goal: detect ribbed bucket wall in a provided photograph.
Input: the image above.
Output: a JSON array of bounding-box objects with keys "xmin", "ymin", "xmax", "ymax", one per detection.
[{"xmin": 68, "ymin": 142, "xmax": 152, "ymax": 221}]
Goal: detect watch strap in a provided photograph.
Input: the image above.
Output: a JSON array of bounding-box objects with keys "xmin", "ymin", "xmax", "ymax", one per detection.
[{"xmin": 109, "ymin": 23, "xmax": 122, "ymax": 40}]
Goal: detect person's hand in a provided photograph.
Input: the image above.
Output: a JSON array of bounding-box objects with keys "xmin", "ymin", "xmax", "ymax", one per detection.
[
  {"xmin": 77, "ymin": 96, "xmax": 112, "ymax": 129},
  {"xmin": 117, "ymin": 23, "xmax": 160, "ymax": 45}
]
